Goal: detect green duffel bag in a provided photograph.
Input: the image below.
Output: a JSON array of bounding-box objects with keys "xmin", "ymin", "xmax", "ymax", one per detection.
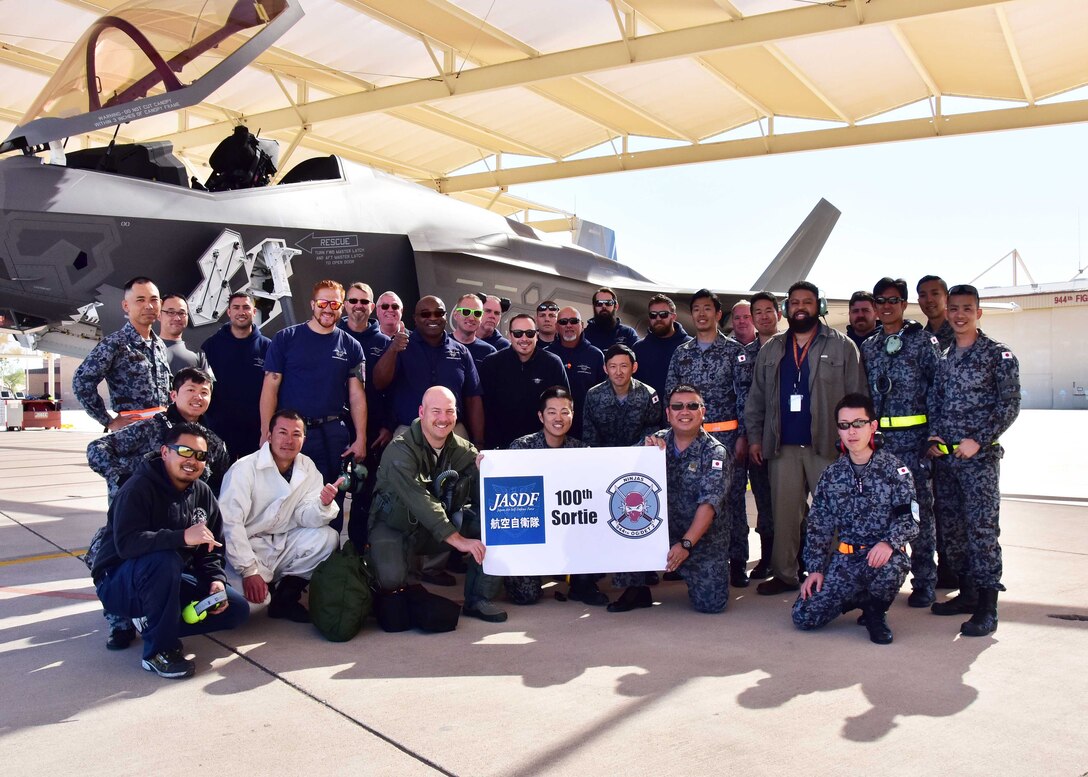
[{"xmin": 308, "ymin": 541, "xmax": 372, "ymax": 642}]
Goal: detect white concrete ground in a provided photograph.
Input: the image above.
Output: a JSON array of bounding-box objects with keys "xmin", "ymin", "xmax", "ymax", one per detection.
[{"xmin": 0, "ymin": 417, "xmax": 1085, "ymax": 776}]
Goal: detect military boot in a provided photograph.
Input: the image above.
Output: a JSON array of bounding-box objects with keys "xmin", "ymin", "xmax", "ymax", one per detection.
[
  {"xmin": 862, "ymin": 598, "xmax": 894, "ymax": 645},
  {"xmin": 960, "ymin": 588, "xmax": 999, "ymax": 637},
  {"xmin": 750, "ymin": 533, "xmax": 774, "ymax": 579},
  {"xmin": 931, "ymin": 577, "xmax": 978, "ymax": 615},
  {"xmin": 268, "ymin": 575, "xmax": 311, "ymax": 623},
  {"xmin": 730, "ymin": 559, "xmax": 750, "ymax": 588}
]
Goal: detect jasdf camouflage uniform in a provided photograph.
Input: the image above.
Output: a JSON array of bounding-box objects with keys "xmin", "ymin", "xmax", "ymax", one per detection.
[
  {"xmin": 614, "ymin": 429, "xmax": 731, "ymax": 613},
  {"xmin": 73, "ymin": 322, "xmax": 172, "ymax": 428},
  {"xmin": 925, "ymin": 319, "xmax": 955, "ymax": 352},
  {"xmin": 503, "ymin": 433, "xmax": 587, "ymax": 605},
  {"xmin": 87, "ymin": 405, "xmax": 231, "ymax": 499},
  {"xmin": 927, "ymin": 331, "xmax": 1020, "ymax": 591},
  {"xmin": 665, "ymin": 333, "xmax": 748, "ymax": 565},
  {"xmin": 582, "ymin": 377, "xmax": 663, "ymax": 447},
  {"xmin": 861, "ymin": 320, "xmax": 940, "ymax": 594},
  {"xmin": 736, "ymin": 337, "xmax": 772, "ymax": 536},
  {"xmin": 792, "ymin": 449, "xmax": 918, "ymax": 630}
]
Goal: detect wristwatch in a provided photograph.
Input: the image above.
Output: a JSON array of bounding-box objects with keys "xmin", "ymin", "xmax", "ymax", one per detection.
[{"xmin": 679, "ymin": 538, "xmax": 693, "ymax": 551}]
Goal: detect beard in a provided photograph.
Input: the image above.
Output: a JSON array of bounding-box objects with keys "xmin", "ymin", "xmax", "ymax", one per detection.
[
  {"xmin": 593, "ymin": 310, "xmax": 616, "ymax": 329},
  {"xmin": 788, "ymin": 314, "xmax": 818, "ymax": 333}
]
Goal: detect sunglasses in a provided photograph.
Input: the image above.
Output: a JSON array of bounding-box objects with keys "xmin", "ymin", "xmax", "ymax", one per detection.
[
  {"xmin": 668, "ymin": 401, "xmax": 704, "ymax": 411},
  {"xmin": 875, "ymin": 296, "xmax": 905, "ymax": 305},
  {"xmin": 313, "ymin": 299, "xmax": 343, "ymax": 311},
  {"xmin": 379, "ymin": 302, "xmax": 401, "ymax": 311},
  {"xmin": 594, "ymin": 299, "xmax": 617, "ymax": 307},
  {"xmin": 536, "ymin": 303, "xmax": 559, "ymax": 312},
  {"xmin": 346, "ymin": 297, "xmax": 371, "ymax": 305},
  {"xmin": 510, "ymin": 329, "xmax": 537, "ymax": 339},
  {"xmin": 648, "ymin": 311, "xmax": 672, "ymax": 320},
  {"xmin": 166, "ymin": 444, "xmax": 207, "ymax": 461},
  {"xmin": 836, "ymin": 419, "xmax": 873, "ymax": 430},
  {"xmin": 418, "ymin": 309, "xmax": 446, "ymax": 319},
  {"xmin": 455, "ymin": 307, "xmax": 483, "ymax": 318},
  {"xmin": 557, "ymin": 317, "xmax": 581, "ymax": 326}
]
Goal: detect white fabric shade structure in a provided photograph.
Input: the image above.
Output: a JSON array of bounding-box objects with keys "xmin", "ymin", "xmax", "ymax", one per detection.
[{"xmin": 2, "ymin": 0, "xmax": 1087, "ymax": 225}]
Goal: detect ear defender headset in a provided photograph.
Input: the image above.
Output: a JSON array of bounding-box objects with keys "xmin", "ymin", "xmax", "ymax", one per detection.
[{"xmin": 337, "ymin": 458, "xmax": 368, "ymax": 495}]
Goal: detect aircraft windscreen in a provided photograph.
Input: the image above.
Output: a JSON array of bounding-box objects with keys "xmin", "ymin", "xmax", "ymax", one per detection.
[{"xmin": 2, "ymin": 0, "xmax": 300, "ymax": 153}]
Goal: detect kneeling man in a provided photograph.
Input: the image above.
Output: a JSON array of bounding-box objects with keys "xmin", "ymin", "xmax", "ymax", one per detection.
[
  {"xmin": 92, "ymin": 423, "xmax": 249, "ymax": 679},
  {"xmin": 219, "ymin": 410, "xmax": 341, "ymax": 623},
  {"xmin": 610, "ymin": 384, "xmax": 731, "ymax": 614},
  {"xmin": 369, "ymin": 386, "xmax": 505, "ymax": 625},
  {"xmin": 792, "ymin": 393, "xmax": 918, "ymax": 644}
]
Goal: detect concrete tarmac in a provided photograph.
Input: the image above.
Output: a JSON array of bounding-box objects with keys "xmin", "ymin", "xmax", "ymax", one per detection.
[{"xmin": 1, "ymin": 415, "xmax": 1085, "ymax": 776}]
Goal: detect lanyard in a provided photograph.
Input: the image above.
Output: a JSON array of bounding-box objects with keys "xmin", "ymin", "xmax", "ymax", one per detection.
[{"xmin": 791, "ymin": 334, "xmax": 812, "ymax": 393}]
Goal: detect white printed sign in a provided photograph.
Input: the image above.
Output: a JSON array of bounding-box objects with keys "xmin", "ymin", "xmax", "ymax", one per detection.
[{"xmin": 480, "ymin": 446, "xmax": 669, "ymax": 575}]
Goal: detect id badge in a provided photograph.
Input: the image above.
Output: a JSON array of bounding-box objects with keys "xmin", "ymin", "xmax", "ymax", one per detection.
[{"xmin": 790, "ymin": 393, "xmax": 802, "ymax": 412}]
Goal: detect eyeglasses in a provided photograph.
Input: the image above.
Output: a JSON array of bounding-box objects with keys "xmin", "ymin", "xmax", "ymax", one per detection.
[
  {"xmin": 455, "ymin": 307, "xmax": 483, "ymax": 318},
  {"xmin": 313, "ymin": 299, "xmax": 343, "ymax": 311},
  {"xmin": 379, "ymin": 302, "xmax": 401, "ymax": 311},
  {"xmin": 648, "ymin": 311, "xmax": 672, "ymax": 320},
  {"xmin": 594, "ymin": 299, "xmax": 617, "ymax": 307},
  {"xmin": 875, "ymin": 296, "xmax": 904, "ymax": 305},
  {"xmin": 536, "ymin": 303, "xmax": 559, "ymax": 312},
  {"xmin": 418, "ymin": 309, "xmax": 446, "ymax": 319},
  {"xmin": 509, "ymin": 329, "xmax": 537, "ymax": 339},
  {"xmin": 668, "ymin": 401, "xmax": 704, "ymax": 411},
  {"xmin": 557, "ymin": 317, "xmax": 581, "ymax": 326},
  {"xmin": 162, "ymin": 309, "xmax": 188, "ymax": 318},
  {"xmin": 836, "ymin": 419, "xmax": 873, "ymax": 430},
  {"xmin": 346, "ymin": 297, "xmax": 371, "ymax": 305},
  {"xmin": 166, "ymin": 444, "xmax": 207, "ymax": 461}
]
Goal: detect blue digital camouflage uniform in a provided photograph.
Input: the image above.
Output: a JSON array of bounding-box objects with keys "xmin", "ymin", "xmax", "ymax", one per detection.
[
  {"xmin": 927, "ymin": 331, "xmax": 1020, "ymax": 591},
  {"xmin": 503, "ymin": 433, "xmax": 587, "ymax": 605},
  {"xmin": 73, "ymin": 322, "xmax": 172, "ymax": 428},
  {"xmin": 86, "ymin": 405, "xmax": 231, "ymax": 499},
  {"xmin": 792, "ymin": 449, "xmax": 919, "ymax": 630},
  {"xmin": 861, "ymin": 320, "xmax": 941, "ymax": 594},
  {"xmin": 736, "ymin": 337, "xmax": 772, "ymax": 536},
  {"xmin": 925, "ymin": 319, "xmax": 955, "ymax": 352},
  {"xmin": 581, "ymin": 377, "xmax": 663, "ymax": 447},
  {"xmin": 614, "ymin": 429, "xmax": 731, "ymax": 613},
  {"xmin": 665, "ymin": 333, "xmax": 748, "ymax": 565}
]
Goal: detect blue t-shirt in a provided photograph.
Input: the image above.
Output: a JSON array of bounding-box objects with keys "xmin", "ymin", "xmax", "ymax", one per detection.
[
  {"xmin": 265, "ymin": 323, "xmax": 365, "ymax": 418},
  {"xmin": 779, "ymin": 333, "xmax": 813, "ymax": 446},
  {"xmin": 389, "ymin": 332, "xmax": 482, "ymax": 426}
]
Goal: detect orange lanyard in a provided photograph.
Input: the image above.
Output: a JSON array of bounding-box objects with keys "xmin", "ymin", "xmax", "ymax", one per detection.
[{"xmin": 792, "ymin": 335, "xmax": 813, "ymax": 372}]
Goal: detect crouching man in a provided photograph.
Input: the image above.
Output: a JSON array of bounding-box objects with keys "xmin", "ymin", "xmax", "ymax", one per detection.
[
  {"xmin": 218, "ymin": 410, "xmax": 341, "ymax": 623},
  {"xmin": 792, "ymin": 393, "xmax": 918, "ymax": 645},
  {"xmin": 369, "ymin": 386, "xmax": 506, "ymax": 627},
  {"xmin": 91, "ymin": 423, "xmax": 250, "ymax": 679},
  {"xmin": 609, "ymin": 384, "xmax": 731, "ymax": 614}
]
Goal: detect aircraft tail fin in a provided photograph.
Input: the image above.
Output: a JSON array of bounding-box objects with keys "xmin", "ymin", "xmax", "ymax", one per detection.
[{"xmin": 751, "ymin": 199, "xmax": 840, "ymax": 293}]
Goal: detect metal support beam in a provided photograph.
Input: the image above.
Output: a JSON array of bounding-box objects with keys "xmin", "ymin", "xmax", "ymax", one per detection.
[
  {"xmin": 160, "ymin": 0, "xmax": 1014, "ymax": 149},
  {"xmin": 429, "ymin": 98, "xmax": 1088, "ymax": 192},
  {"xmin": 996, "ymin": 6, "xmax": 1035, "ymax": 105}
]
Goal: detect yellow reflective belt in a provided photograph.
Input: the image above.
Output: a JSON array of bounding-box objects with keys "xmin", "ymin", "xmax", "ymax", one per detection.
[
  {"xmin": 936, "ymin": 441, "xmax": 1000, "ymax": 455},
  {"xmin": 879, "ymin": 414, "xmax": 927, "ymax": 429}
]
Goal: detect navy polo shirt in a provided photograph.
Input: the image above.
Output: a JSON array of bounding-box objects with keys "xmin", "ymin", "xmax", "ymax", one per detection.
[
  {"xmin": 779, "ymin": 333, "xmax": 813, "ymax": 446},
  {"xmin": 265, "ymin": 323, "xmax": 364, "ymax": 419},
  {"xmin": 389, "ymin": 331, "xmax": 482, "ymax": 426}
]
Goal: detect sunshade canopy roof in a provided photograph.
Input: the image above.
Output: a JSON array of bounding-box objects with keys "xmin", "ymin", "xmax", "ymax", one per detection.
[{"xmin": 2, "ymin": 0, "xmax": 1087, "ymax": 220}]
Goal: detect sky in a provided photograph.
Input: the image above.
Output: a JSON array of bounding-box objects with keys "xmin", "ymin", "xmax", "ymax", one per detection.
[{"xmin": 506, "ymin": 109, "xmax": 1088, "ymax": 300}]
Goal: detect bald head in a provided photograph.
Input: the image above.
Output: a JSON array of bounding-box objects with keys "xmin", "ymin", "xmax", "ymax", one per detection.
[
  {"xmin": 557, "ymin": 305, "xmax": 583, "ymax": 345},
  {"xmin": 419, "ymin": 386, "xmax": 458, "ymax": 447}
]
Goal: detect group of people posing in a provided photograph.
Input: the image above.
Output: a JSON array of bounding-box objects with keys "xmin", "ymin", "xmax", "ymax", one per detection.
[{"xmin": 75, "ymin": 271, "xmax": 1019, "ymax": 679}]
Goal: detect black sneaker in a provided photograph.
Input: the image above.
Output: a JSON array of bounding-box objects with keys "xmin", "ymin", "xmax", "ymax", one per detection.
[
  {"xmin": 106, "ymin": 627, "xmax": 136, "ymax": 651},
  {"xmin": 141, "ymin": 648, "xmax": 195, "ymax": 679}
]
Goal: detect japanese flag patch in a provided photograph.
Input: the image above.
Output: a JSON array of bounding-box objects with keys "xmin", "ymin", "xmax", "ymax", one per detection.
[
  {"xmin": 897, "ymin": 466, "xmax": 910, "ymax": 476},
  {"xmin": 930, "ymin": 336, "xmax": 939, "ymax": 345},
  {"xmin": 737, "ymin": 354, "xmax": 747, "ymax": 363},
  {"xmin": 651, "ymin": 394, "xmax": 659, "ymax": 403},
  {"xmin": 712, "ymin": 459, "xmax": 723, "ymax": 470},
  {"xmin": 1001, "ymin": 351, "xmax": 1013, "ymax": 359}
]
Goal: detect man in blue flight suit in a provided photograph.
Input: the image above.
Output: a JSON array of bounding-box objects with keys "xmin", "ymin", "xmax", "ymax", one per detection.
[
  {"xmin": 792, "ymin": 393, "xmax": 918, "ymax": 645},
  {"xmin": 927, "ymin": 284, "xmax": 1020, "ymax": 637}
]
